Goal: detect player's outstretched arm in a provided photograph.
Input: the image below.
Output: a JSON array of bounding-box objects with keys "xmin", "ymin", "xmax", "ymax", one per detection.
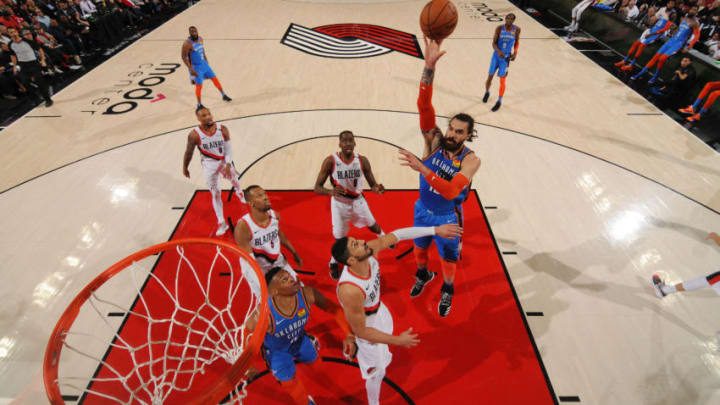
[
  {"xmin": 303, "ymin": 286, "xmax": 355, "ymax": 356},
  {"xmin": 418, "ymin": 37, "xmax": 445, "ymax": 157},
  {"xmin": 337, "ymin": 284, "xmax": 419, "ymax": 348},
  {"xmin": 368, "ymin": 224, "xmax": 463, "ymax": 254},
  {"xmin": 359, "ymin": 155, "xmax": 385, "ymax": 194},
  {"xmin": 278, "ymin": 228, "xmax": 302, "ymax": 267},
  {"xmin": 182, "ymin": 130, "xmax": 198, "ymax": 178}
]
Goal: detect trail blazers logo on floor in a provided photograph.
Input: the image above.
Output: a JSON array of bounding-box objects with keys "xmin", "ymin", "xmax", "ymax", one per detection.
[{"xmin": 281, "ymin": 23, "xmax": 423, "ymax": 59}]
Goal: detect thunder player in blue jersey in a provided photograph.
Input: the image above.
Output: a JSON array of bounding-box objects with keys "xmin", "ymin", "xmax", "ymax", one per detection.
[
  {"xmin": 181, "ymin": 26, "xmax": 231, "ymax": 108},
  {"xmin": 245, "ymin": 267, "xmax": 355, "ymax": 405},
  {"xmin": 482, "ymin": 13, "xmax": 520, "ymax": 112},
  {"xmin": 631, "ymin": 7, "xmax": 700, "ymax": 84},
  {"xmin": 398, "ymin": 37, "xmax": 482, "ymax": 317}
]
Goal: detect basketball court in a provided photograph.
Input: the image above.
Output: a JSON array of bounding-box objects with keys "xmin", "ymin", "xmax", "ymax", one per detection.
[{"xmin": 2, "ymin": 0, "xmax": 720, "ymax": 404}]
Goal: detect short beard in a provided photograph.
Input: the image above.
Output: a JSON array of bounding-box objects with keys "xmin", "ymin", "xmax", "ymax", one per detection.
[
  {"xmin": 190, "ymin": 34, "xmax": 198, "ymax": 40},
  {"xmin": 442, "ymin": 137, "xmax": 463, "ymax": 152}
]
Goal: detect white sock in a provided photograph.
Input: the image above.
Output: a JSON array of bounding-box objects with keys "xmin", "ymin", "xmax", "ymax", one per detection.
[
  {"xmin": 661, "ymin": 284, "xmax": 677, "ymax": 295},
  {"xmin": 365, "ymin": 369, "xmax": 384, "ymax": 405},
  {"xmin": 682, "ymin": 275, "xmax": 710, "ymax": 291},
  {"xmin": 210, "ymin": 188, "xmax": 224, "ymax": 224}
]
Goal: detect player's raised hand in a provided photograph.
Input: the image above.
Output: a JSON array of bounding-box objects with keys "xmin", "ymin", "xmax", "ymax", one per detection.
[
  {"xmin": 423, "ymin": 37, "xmax": 446, "ymax": 69},
  {"xmin": 396, "ymin": 327, "xmax": 420, "ymax": 348},
  {"xmin": 435, "ymin": 224, "xmax": 463, "ymax": 239},
  {"xmin": 372, "ymin": 184, "xmax": 386, "ymax": 194},
  {"xmin": 398, "ymin": 149, "xmax": 430, "ymax": 175}
]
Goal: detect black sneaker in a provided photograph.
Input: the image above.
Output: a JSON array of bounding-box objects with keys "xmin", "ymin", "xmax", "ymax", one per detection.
[
  {"xmin": 45, "ymin": 99, "xmax": 54, "ymax": 107},
  {"xmin": 410, "ymin": 271, "xmax": 437, "ymax": 297},
  {"xmin": 438, "ymin": 290, "xmax": 453, "ymax": 317},
  {"xmin": 482, "ymin": 92, "xmax": 490, "ymax": 103},
  {"xmin": 222, "ymin": 94, "xmax": 232, "ymax": 102},
  {"xmin": 329, "ymin": 262, "xmax": 340, "ymax": 280},
  {"xmin": 491, "ymin": 101, "xmax": 502, "ymax": 112}
]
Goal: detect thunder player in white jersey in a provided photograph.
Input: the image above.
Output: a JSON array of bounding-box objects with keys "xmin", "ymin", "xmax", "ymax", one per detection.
[
  {"xmin": 315, "ymin": 130, "xmax": 387, "ymax": 280},
  {"xmin": 183, "ymin": 106, "xmax": 245, "ymax": 235},
  {"xmin": 234, "ymin": 185, "xmax": 303, "ymax": 295},
  {"xmin": 331, "ymin": 223, "xmax": 462, "ymax": 405}
]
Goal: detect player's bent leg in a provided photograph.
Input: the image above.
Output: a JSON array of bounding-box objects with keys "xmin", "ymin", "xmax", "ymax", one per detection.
[{"xmin": 492, "ymin": 73, "xmax": 507, "ymax": 112}]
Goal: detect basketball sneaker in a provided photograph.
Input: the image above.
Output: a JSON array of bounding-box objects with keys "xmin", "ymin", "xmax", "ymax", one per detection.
[
  {"xmin": 215, "ymin": 222, "xmax": 229, "ymax": 236},
  {"xmin": 686, "ymin": 114, "xmax": 702, "ymax": 122},
  {"xmin": 329, "ymin": 261, "xmax": 341, "ymax": 280},
  {"xmin": 614, "ymin": 60, "xmax": 626, "ymax": 68},
  {"xmin": 621, "ymin": 64, "xmax": 634, "ymax": 72},
  {"xmin": 222, "ymin": 94, "xmax": 232, "ymax": 102},
  {"xmin": 652, "ymin": 274, "xmax": 666, "ymax": 298},
  {"xmin": 308, "ymin": 396, "xmax": 316, "ymax": 405},
  {"xmin": 482, "ymin": 91, "xmax": 490, "ymax": 103},
  {"xmin": 491, "ymin": 100, "xmax": 502, "ymax": 112},
  {"xmin": 678, "ymin": 105, "xmax": 695, "ymax": 114},
  {"xmin": 410, "ymin": 270, "xmax": 437, "ymax": 297},
  {"xmin": 438, "ymin": 289, "xmax": 453, "ymax": 317}
]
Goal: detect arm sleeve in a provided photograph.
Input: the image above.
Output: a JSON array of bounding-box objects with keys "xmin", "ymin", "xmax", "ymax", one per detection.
[
  {"xmin": 417, "ymin": 83, "xmax": 436, "ymax": 132},
  {"xmin": 687, "ymin": 28, "xmax": 701, "ymax": 49},
  {"xmin": 391, "ymin": 227, "xmax": 436, "ymax": 241},
  {"xmin": 423, "ymin": 172, "xmax": 470, "ymax": 200}
]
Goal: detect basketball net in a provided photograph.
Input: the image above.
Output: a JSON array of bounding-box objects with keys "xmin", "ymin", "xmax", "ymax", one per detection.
[{"xmin": 44, "ymin": 239, "xmax": 269, "ymax": 405}]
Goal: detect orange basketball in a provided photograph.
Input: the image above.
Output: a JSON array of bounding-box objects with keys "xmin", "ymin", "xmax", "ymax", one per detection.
[{"xmin": 420, "ymin": 0, "xmax": 458, "ymax": 41}]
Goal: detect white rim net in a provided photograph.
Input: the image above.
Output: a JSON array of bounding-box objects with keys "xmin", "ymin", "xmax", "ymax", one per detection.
[{"xmin": 52, "ymin": 244, "xmax": 263, "ymax": 405}]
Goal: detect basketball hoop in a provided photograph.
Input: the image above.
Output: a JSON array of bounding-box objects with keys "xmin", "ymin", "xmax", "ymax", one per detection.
[{"xmin": 43, "ymin": 238, "xmax": 269, "ymax": 405}]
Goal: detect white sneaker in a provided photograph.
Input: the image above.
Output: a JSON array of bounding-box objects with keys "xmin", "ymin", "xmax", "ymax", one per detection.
[
  {"xmin": 652, "ymin": 274, "xmax": 666, "ymax": 298},
  {"xmin": 563, "ymin": 24, "xmax": 573, "ymax": 30},
  {"xmin": 69, "ymin": 64, "xmax": 83, "ymax": 70},
  {"xmin": 215, "ymin": 222, "xmax": 229, "ymax": 236}
]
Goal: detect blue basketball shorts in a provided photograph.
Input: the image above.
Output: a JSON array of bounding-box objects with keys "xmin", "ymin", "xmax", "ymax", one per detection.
[
  {"xmin": 189, "ymin": 62, "xmax": 216, "ymax": 85},
  {"xmin": 263, "ymin": 334, "xmax": 318, "ymax": 382},
  {"xmin": 488, "ymin": 52, "xmax": 510, "ymax": 77},
  {"xmin": 413, "ymin": 200, "xmax": 463, "ymax": 262}
]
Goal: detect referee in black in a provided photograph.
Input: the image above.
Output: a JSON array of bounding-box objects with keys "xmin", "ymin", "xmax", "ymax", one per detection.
[{"xmin": 8, "ymin": 27, "xmax": 53, "ymax": 107}]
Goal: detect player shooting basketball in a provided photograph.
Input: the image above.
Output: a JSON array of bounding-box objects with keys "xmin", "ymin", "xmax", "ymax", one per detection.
[{"xmin": 399, "ymin": 37, "xmax": 482, "ymax": 317}]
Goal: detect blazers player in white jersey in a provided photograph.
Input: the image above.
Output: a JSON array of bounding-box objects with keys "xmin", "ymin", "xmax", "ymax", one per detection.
[
  {"xmin": 234, "ymin": 185, "xmax": 303, "ymax": 294},
  {"xmin": 183, "ymin": 106, "xmax": 245, "ymax": 236},
  {"xmin": 315, "ymin": 130, "xmax": 387, "ymax": 280},
  {"xmin": 331, "ymin": 223, "xmax": 462, "ymax": 405}
]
